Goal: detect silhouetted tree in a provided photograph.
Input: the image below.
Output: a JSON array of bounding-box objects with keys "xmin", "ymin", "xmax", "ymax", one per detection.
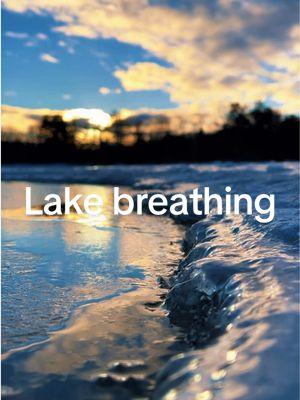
[
  {"xmin": 2, "ymin": 102, "xmax": 299, "ymax": 164},
  {"xmin": 39, "ymin": 115, "xmax": 77, "ymax": 147},
  {"xmin": 110, "ymin": 112, "xmax": 128, "ymax": 144},
  {"xmin": 249, "ymin": 102, "xmax": 281, "ymax": 131},
  {"xmin": 225, "ymin": 103, "xmax": 251, "ymax": 130}
]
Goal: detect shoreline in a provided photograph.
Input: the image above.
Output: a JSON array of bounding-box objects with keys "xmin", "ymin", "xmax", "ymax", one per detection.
[{"xmin": 2, "ymin": 163, "xmax": 299, "ymax": 399}]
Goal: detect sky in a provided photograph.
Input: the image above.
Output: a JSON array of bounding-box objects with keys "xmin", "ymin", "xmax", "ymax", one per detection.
[{"xmin": 2, "ymin": 0, "xmax": 299, "ymax": 135}]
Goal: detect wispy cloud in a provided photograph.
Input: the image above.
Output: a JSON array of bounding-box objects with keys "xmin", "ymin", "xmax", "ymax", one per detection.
[
  {"xmin": 36, "ymin": 32, "xmax": 48, "ymax": 40},
  {"xmin": 23, "ymin": 33, "xmax": 48, "ymax": 47},
  {"xmin": 4, "ymin": 90, "xmax": 17, "ymax": 97},
  {"xmin": 25, "ymin": 41, "xmax": 36, "ymax": 47},
  {"xmin": 5, "ymin": 31, "xmax": 28, "ymax": 39},
  {"xmin": 40, "ymin": 53, "xmax": 59, "ymax": 63},
  {"xmin": 57, "ymin": 39, "xmax": 75, "ymax": 54}
]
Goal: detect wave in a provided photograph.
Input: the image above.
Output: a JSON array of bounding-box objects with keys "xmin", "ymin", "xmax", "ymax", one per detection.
[
  {"xmin": 153, "ymin": 209, "xmax": 299, "ymax": 399},
  {"xmin": 3, "ymin": 162, "xmax": 299, "ymax": 399}
]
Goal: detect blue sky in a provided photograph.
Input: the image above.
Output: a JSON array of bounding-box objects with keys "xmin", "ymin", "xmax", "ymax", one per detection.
[
  {"xmin": 3, "ymin": 9, "xmax": 176, "ymax": 112},
  {"xmin": 2, "ymin": 0, "xmax": 298, "ymax": 134}
]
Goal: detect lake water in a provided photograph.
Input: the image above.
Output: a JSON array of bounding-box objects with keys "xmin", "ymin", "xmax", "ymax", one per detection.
[{"xmin": 2, "ymin": 162, "xmax": 299, "ymax": 400}]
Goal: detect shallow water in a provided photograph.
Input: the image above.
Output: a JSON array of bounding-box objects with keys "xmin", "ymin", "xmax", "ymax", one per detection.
[
  {"xmin": 2, "ymin": 162, "xmax": 299, "ymax": 400},
  {"xmin": 2, "ymin": 181, "xmax": 186, "ymax": 399}
]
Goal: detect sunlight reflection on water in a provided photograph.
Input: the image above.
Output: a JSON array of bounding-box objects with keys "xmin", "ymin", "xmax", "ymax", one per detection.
[
  {"xmin": 2, "ymin": 161, "xmax": 299, "ymax": 400},
  {"xmin": 2, "ymin": 182, "xmax": 185, "ymax": 399}
]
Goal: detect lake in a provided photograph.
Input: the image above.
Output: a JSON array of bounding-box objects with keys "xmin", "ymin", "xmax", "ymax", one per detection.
[{"xmin": 2, "ymin": 162, "xmax": 299, "ymax": 400}]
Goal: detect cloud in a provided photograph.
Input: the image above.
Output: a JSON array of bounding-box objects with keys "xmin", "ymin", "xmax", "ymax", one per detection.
[
  {"xmin": 99, "ymin": 87, "xmax": 110, "ymax": 95},
  {"xmin": 62, "ymin": 94, "xmax": 72, "ymax": 100},
  {"xmin": 4, "ymin": 90, "xmax": 17, "ymax": 97},
  {"xmin": 2, "ymin": 105, "xmax": 62, "ymax": 136},
  {"xmin": 98, "ymin": 87, "xmax": 121, "ymax": 95},
  {"xmin": 63, "ymin": 108, "xmax": 111, "ymax": 128},
  {"xmin": 36, "ymin": 33, "xmax": 48, "ymax": 40},
  {"xmin": 2, "ymin": 105, "xmax": 111, "ymax": 137},
  {"xmin": 1, "ymin": 104, "xmax": 214, "ymax": 138},
  {"xmin": 25, "ymin": 41, "xmax": 36, "ymax": 47},
  {"xmin": 2, "ymin": 0, "xmax": 299, "ymax": 127},
  {"xmin": 6, "ymin": 30, "xmax": 48, "ymax": 47},
  {"xmin": 5, "ymin": 31, "xmax": 28, "ymax": 39},
  {"xmin": 115, "ymin": 62, "xmax": 171, "ymax": 92},
  {"xmin": 57, "ymin": 39, "xmax": 75, "ymax": 54},
  {"xmin": 40, "ymin": 53, "xmax": 59, "ymax": 63}
]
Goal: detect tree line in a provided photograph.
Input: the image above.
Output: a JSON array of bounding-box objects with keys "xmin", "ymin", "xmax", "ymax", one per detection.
[{"xmin": 2, "ymin": 102, "xmax": 299, "ymax": 163}]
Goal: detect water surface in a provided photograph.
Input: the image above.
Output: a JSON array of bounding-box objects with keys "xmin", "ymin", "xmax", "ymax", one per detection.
[
  {"xmin": 2, "ymin": 162, "xmax": 299, "ymax": 400},
  {"xmin": 2, "ymin": 181, "xmax": 185, "ymax": 399}
]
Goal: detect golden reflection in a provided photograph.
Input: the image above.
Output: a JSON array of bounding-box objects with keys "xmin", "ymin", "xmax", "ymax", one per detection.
[
  {"xmin": 2, "ymin": 210, "xmax": 37, "ymax": 237},
  {"xmin": 3, "ymin": 183, "xmax": 118, "ymax": 251},
  {"xmin": 211, "ymin": 369, "xmax": 226, "ymax": 381},
  {"xmin": 61, "ymin": 185, "xmax": 115, "ymax": 251},
  {"xmin": 164, "ymin": 389, "xmax": 178, "ymax": 400},
  {"xmin": 3, "ymin": 183, "xmax": 291, "ymax": 400},
  {"xmin": 226, "ymin": 323, "xmax": 233, "ymax": 332},
  {"xmin": 3, "ymin": 182, "xmax": 184, "ymax": 382},
  {"xmin": 195, "ymin": 390, "xmax": 213, "ymax": 400},
  {"xmin": 22, "ymin": 288, "xmax": 181, "ymax": 378},
  {"xmin": 194, "ymin": 373, "xmax": 202, "ymax": 383},
  {"xmin": 226, "ymin": 350, "xmax": 237, "ymax": 364},
  {"xmin": 190, "ymin": 359, "xmax": 200, "ymax": 370}
]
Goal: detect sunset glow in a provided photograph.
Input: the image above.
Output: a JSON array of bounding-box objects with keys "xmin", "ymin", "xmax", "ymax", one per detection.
[
  {"xmin": 2, "ymin": 0, "xmax": 299, "ymax": 138},
  {"xmin": 63, "ymin": 108, "xmax": 111, "ymax": 129}
]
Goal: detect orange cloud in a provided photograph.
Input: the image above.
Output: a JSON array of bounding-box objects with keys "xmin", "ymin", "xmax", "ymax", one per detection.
[{"xmin": 98, "ymin": 87, "xmax": 110, "ymax": 95}]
